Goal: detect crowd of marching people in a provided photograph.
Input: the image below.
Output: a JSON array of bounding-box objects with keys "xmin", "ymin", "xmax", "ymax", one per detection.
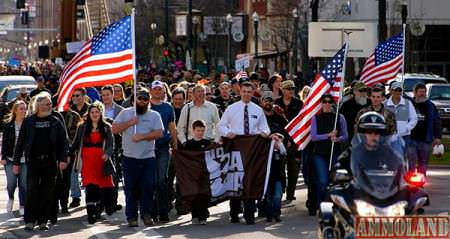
[{"xmin": 0, "ymin": 61, "xmax": 442, "ymax": 230}]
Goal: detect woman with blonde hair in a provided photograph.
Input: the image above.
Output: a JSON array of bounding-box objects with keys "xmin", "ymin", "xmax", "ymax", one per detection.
[
  {"xmin": 1, "ymin": 100, "xmax": 28, "ymax": 215},
  {"xmin": 71, "ymin": 101, "xmax": 114, "ymax": 224},
  {"xmin": 299, "ymin": 85, "xmax": 311, "ymax": 103}
]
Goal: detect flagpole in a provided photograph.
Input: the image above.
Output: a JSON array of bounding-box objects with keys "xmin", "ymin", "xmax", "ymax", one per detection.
[
  {"xmin": 131, "ymin": 8, "xmax": 137, "ymax": 134},
  {"xmin": 328, "ymin": 41, "xmax": 350, "ymax": 172},
  {"xmin": 401, "ymin": 23, "xmax": 406, "ymax": 85}
]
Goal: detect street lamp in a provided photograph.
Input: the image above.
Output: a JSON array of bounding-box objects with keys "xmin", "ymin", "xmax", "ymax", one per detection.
[
  {"xmin": 252, "ymin": 12, "xmax": 259, "ymax": 70},
  {"xmin": 226, "ymin": 13, "xmax": 233, "ymax": 71},
  {"xmin": 292, "ymin": 8, "xmax": 299, "ymax": 74},
  {"xmin": 150, "ymin": 23, "xmax": 157, "ymax": 64},
  {"xmin": 192, "ymin": 16, "xmax": 200, "ymax": 67}
]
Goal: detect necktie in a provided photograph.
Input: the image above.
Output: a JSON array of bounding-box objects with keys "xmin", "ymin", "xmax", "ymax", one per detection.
[{"xmin": 244, "ymin": 104, "xmax": 249, "ymax": 135}]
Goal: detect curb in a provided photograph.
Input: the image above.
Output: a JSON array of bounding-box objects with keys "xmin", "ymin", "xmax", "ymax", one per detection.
[{"xmin": 429, "ymin": 164, "xmax": 450, "ymax": 169}]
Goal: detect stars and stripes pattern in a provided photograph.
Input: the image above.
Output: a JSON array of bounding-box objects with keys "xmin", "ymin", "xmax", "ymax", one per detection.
[
  {"xmin": 360, "ymin": 33, "xmax": 403, "ymax": 87},
  {"xmin": 285, "ymin": 44, "xmax": 347, "ymax": 150},
  {"xmin": 234, "ymin": 71, "xmax": 248, "ymax": 80},
  {"xmin": 56, "ymin": 15, "xmax": 133, "ymax": 111}
]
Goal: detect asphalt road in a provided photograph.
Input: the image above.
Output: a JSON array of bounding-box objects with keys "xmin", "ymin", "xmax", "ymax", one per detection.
[{"xmin": 0, "ymin": 168, "xmax": 449, "ymax": 239}]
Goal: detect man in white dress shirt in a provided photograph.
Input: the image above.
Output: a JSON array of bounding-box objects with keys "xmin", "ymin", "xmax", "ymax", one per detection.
[
  {"xmin": 218, "ymin": 81, "xmax": 271, "ymax": 225},
  {"xmin": 177, "ymin": 84, "xmax": 220, "ymax": 144}
]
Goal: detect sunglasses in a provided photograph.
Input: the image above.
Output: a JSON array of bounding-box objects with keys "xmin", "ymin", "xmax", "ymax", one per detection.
[
  {"xmin": 137, "ymin": 96, "xmax": 149, "ymax": 101},
  {"xmin": 322, "ymin": 100, "xmax": 334, "ymax": 104},
  {"xmin": 358, "ymin": 88, "xmax": 367, "ymax": 93},
  {"xmin": 393, "ymin": 88, "xmax": 402, "ymax": 92},
  {"xmin": 286, "ymin": 87, "xmax": 295, "ymax": 91},
  {"xmin": 364, "ymin": 129, "xmax": 382, "ymax": 135},
  {"xmin": 72, "ymin": 94, "xmax": 81, "ymax": 97}
]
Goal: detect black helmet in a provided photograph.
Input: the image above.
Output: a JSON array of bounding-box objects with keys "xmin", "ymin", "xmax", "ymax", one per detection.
[{"xmin": 357, "ymin": 111, "xmax": 387, "ymax": 134}]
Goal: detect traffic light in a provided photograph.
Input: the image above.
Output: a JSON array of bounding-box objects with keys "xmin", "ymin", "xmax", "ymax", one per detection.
[
  {"xmin": 163, "ymin": 48, "xmax": 169, "ymax": 57},
  {"xmin": 16, "ymin": 0, "xmax": 25, "ymax": 9},
  {"xmin": 76, "ymin": 0, "xmax": 86, "ymax": 5}
]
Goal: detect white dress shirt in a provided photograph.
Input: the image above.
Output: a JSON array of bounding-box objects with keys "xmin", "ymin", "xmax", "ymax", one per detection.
[{"xmin": 218, "ymin": 100, "xmax": 270, "ymax": 137}]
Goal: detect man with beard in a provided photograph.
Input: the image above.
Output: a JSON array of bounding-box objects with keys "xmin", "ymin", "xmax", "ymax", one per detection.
[
  {"xmin": 409, "ymin": 83, "xmax": 441, "ymax": 175},
  {"xmin": 112, "ymin": 87, "xmax": 164, "ymax": 227},
  {"xmin": 340, "ymin": 81, "xmax": 371, "ymax": 140},
  {"xmin": 211, "ymin": 82, "xmax": 235, "ymax": 116},
  {"xmin": 260, "ymin": 91, "xmax": 288, "ymax": 137}
]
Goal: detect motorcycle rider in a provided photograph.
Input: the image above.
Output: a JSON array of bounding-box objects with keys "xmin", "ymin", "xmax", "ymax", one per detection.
[{"xmin": 333, "ymin": 111, "xmax": 403, "ymax": 175}]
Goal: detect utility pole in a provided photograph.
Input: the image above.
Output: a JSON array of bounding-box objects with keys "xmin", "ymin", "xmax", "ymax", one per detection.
[{"xmin": 378, "ymin": 0, "xmax": 387, "ymax": 42}]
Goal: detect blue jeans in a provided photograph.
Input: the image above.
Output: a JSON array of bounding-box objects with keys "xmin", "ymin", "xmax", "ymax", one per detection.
[
  {"xmin": 153, "ymin": 144, "xmax": 170, "ymax": 215},
  {"xmin": 407, "ymin": 139, "xmax": 431, "ymax": 175},
  {"xmin": 122, "ymin": 156, "xmax": 156, "ymax": 220},
  {"xmin": 4, "ymin": 161, "xmax": 27, "ymax": 206},
  {"xmin": 265, "ymin": 181, "xmax": 283, "ymax": 218},
  {"xmin": 70, "ymin": 169, "xmax": 81, "ymax": 199},
  {"xmin": 313, "ymin": 154, "xmax": 335, "ymax": 207}
]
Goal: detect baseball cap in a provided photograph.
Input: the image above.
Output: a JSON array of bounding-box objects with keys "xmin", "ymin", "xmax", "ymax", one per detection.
[
  {"xmin": 150, "ymin": 80, "xmax": 164, "ymax": 89},
  {"xmin": 390, "ymin": 81, "xmax": 402, "ymax": 90},
  {"xmin": 353, "ymin": 81, "xmax": 367, "ymax": 90},
  {"xmin": 136, "ymin": 87, "xmax": 150, "ymax": 99}
]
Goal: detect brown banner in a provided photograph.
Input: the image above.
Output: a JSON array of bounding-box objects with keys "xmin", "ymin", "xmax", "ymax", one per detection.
[{"xmin": 173, "ymin": 135, "xmax": 271, "ymax": 211}]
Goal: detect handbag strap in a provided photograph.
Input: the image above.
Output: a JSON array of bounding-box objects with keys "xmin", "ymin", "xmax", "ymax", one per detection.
[{"xmin": 185, "ymin": 103, "xmax": 191, "ymax": 140}]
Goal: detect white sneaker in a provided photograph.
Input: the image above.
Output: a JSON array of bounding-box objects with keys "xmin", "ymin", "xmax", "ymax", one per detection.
[
  {"xmin": 199, "ymin": 220, "xmax": 207, "ymax": 225},
  {"xmin": 19, "ymin": 206, "xmax": 25, "ymax": 216},
  {"xmin": 6, "ymin": 199, "xmax": 13, "ymax": 213}
]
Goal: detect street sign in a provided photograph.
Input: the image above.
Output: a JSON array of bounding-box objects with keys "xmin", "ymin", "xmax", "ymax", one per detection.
[
  {"xmin": 176, "ymin": 15, "xmax": 187, "ymax": 36},
  {"xmin": 235, "ymin": 56, "xmax": 250, "ymax": 71},
  {"xmin": 66, "ymin": 41, "xmax": 86, "ymax": 54},
  {"xmin": 233, "ymin": 32, "xmax": 244, "ymax": 42},
  {"xmin": 308, "ymin": 22, "xmax": 377, "ymax": 58}
]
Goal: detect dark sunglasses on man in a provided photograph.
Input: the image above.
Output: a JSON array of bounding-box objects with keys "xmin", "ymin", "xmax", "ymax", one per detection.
[
  {"xmin": 322, "ymin": 99, "xmax": 334, "ymax": 104},
  {"xmin": 137, "ymin": 96, "xmax": 149, "ymax": 101}
]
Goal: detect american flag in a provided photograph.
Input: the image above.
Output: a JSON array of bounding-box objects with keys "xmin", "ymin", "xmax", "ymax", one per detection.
[
  {"xmin": 56, "ymin": 15, "xmax": 134, "ymax": 111},
  {"xmin": 285, "ymin": 44, "xmax": 347, "ymax": 150},
  {"xmin": 234, "ymin": 71, "xmax": 248, "ymax": 80},
  {"xmin": 360, "ymin": 33, "xmax": 403, "ymax": 86}
]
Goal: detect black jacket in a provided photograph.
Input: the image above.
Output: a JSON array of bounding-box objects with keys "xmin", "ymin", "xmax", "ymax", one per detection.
[
  {"xmin": 1, "ymin": 121, "xmax": 17, "ymax": 160},
  {"xmin": 13, "ymin": 114, "xmax": 68, "ymax": 165}
]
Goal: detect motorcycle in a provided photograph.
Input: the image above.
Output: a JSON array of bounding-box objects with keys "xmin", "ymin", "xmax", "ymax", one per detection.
[{"xmin": 318, "ymin": 134, "xmax": 429, "ymax": 239}]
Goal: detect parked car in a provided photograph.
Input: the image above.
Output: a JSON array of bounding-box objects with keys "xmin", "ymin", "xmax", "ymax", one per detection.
[
  {"xmin": 0, "ymin": 84, "xmax": 37, "ymax": 102},
  {"xmin": 0, "ymin": 75, "xmax": 36, "ymax": 92},
  {"xmin": 426, "ymin": 83, "xmax": 450, "ymax": 132},
  {"xmin": 387, "ymin": 73, "xmax": 448, "ymax": 97}
]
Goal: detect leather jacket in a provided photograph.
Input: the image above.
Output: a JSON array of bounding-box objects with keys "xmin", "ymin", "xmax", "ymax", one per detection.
[
  {"xmin": 13, "ymin": 114, "xmax": 68, "ymax": 166},
  {"xmin": 1, "ymin": 121, "xmax": 16, "ymax": 160}
]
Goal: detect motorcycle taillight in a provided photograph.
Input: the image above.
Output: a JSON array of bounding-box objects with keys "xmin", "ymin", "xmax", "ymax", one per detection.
[{"xmin": 405, "ymin": 171, "xmax": 426, "ymax": 187}]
